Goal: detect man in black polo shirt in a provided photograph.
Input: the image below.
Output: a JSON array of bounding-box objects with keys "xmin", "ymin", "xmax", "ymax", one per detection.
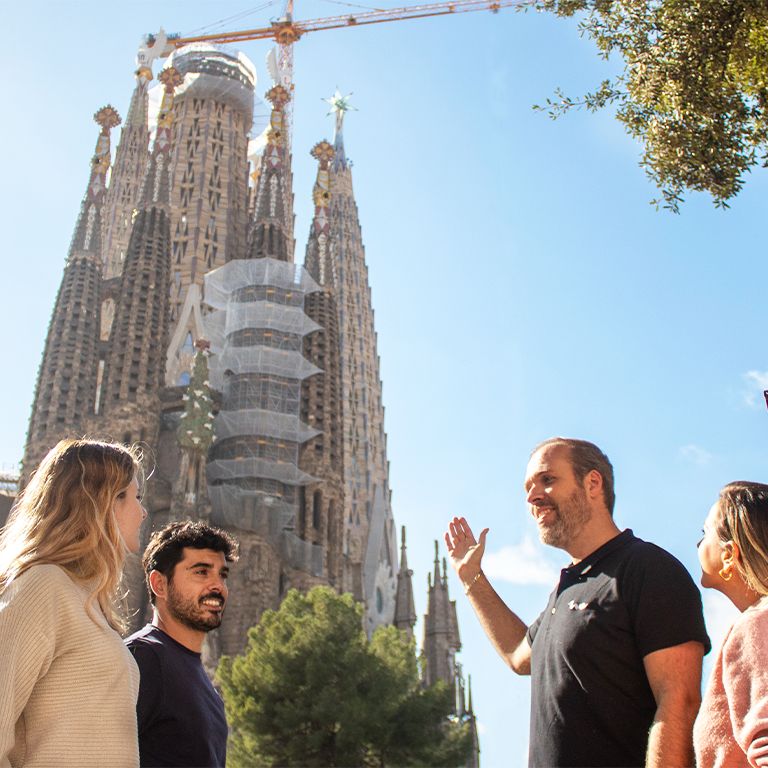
[
  {"xmin": 445, "ymin": 437, "xmax": 709, "ymax": 768},
  {"xmin": 126, "ymin": 521, "xmax": 239, "ymax": 768}
]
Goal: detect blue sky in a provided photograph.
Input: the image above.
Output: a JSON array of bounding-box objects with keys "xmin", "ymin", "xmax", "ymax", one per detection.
[{"xmin": 2, "ymin": 1, "xmax": 766, "ymax": 765}]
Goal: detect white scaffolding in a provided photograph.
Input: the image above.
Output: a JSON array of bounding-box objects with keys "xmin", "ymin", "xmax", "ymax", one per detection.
[{"xmin": 204, "ymin": 257, "xmax": 325, "ymax": 576}]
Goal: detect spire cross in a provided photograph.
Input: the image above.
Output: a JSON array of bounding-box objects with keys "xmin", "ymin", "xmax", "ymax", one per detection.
[
  {"xmin": 310, "ymin": 140, "xmax": 334, "ymax": 167},
  {"xmin": 94, "ymin": 105, "xmax": 121, "ymax": 135},
  {"xmin": 266, "ymin": 84, "xmax": 291, "ymax": 110},
  {"xmin": 158, "ymin": 66, "xmax": 183, "ymax": 92}
]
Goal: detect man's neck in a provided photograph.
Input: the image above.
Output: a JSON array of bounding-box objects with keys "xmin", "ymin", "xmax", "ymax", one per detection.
[
  {"xmin": 152, "ymin": 611, "xmax": 206, "ymax": 653},
  {"xmin": 566, "ymin": 518, "xmax": 623, "ymax": 564}
]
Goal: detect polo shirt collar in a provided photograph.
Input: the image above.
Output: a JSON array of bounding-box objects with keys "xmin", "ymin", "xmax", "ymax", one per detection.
[{"xmin": 565, "ymin": 528, "xmax": 634, "ymax": 577}]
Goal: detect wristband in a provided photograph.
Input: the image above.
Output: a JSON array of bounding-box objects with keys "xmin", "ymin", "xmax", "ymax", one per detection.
[{"xmin": 464, "ymin": 571, "xmax": 483, "ymax": 595}]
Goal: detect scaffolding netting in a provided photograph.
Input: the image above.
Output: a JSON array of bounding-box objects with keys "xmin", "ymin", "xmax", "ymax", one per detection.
[
  {"xmin": 204, "ymin": 256, "xmax": 325, "ymax": 576},
  {"xmin": 214, "ymin": 408, "xmax": 320, "ymax": 442}
]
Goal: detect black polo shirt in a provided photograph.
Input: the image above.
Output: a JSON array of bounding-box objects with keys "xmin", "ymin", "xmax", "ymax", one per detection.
[{"xmin": 526, "ymin": 529, "xmax": 710, "ymax": 768}]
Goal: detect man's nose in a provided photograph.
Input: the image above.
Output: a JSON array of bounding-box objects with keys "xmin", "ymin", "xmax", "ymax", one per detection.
[{"xmin": 527, "ymin": 484, "xmax": 542, "ymax": 505}]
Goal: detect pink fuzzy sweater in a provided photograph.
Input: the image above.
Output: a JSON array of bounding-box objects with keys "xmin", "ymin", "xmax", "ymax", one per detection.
[{"xmin": 694, "ymin": 597, "xmax": 768, "ymax": 768}]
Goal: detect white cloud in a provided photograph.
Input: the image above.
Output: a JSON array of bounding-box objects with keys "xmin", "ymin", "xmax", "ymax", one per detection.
[
  {"xmin": 679, "ymin": 444, "xmax": 713, "ymax": 466},
  {"xmin": 742, "ymin": 370, "xmax": 768, "ymax": 408},
  {"xmin": 483, "ymin": 536, "xmax": 558, "ymax": 586}
]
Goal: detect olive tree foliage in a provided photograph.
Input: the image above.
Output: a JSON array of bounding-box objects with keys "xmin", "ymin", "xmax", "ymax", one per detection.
[
  {"xmin": 216, "ymin": 587, "xmax": 471, "ymax": 768},
  {"xmin": 529, "ymin": 1, "xmax": 768, "ymax": 211}
]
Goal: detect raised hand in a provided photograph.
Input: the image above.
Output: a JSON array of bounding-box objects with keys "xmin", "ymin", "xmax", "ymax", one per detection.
[{"xmin": 444, "ymin": 516, "xmax": 489, "ymax": 583}]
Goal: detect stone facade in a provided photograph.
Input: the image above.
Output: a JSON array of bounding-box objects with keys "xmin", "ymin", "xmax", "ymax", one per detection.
[{"xmin": 21, "ymin": 51, "xmax": 468, "ymax": 713}]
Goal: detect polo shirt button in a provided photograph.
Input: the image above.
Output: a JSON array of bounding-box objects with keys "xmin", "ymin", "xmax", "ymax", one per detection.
[{"xmin": 551, "ymin": 608, "xmax": 556, "ymax": 614}]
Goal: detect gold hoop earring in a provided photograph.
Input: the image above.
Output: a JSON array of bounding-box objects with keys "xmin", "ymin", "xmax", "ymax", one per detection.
[{"xmin": 718, "ymin": 566, "xmax": 733, "ymax": 582}]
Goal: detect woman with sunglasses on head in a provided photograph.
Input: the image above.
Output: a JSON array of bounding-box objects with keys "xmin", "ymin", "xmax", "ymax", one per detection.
[
  {"xmin": 0, "ymin": 439, "xmax": 147, "ymax": 768},
  {"xmin": 694, "ymin": 481, "xmax": 768, "ymax": 768}
]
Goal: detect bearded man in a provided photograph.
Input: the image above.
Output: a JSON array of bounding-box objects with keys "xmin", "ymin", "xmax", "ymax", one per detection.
[
  {"xmin": 445, "ymin": 438, "xmax": 709, "ymax": 768},
  {"xmin": 126, "ymin": 521, "xmax": 239, "ymax": 768}
]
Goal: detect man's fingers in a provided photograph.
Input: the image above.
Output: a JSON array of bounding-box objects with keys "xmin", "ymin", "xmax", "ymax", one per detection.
[
  {"xmin": 458, "ymin": 517, "xmax": 476, "ymax": 541},
  {"xmin": 444, "ymin": 531, "xmax": 454, "ymax": 552},
  {"xmin": 478, "ymin": 527, "xmax": 489, "ymax": 549}
]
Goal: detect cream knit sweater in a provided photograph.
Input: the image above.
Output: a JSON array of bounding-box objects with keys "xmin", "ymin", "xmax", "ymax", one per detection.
[
  {"xmin": 694, "ymin": 596, "xmax": 768, "ymax": 768},
  {"xmin": 0, "ymin": 564, "xmax": 139, "ymax": 768}
]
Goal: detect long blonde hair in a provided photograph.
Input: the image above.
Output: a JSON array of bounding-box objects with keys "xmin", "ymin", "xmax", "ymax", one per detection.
[
  {"xmin": 716, "ymin": 481, "xmax": 768, "ymax": 597},
  {"xmin": 0, "ymin": 439, "xmax": 142, "ymax": 630}
]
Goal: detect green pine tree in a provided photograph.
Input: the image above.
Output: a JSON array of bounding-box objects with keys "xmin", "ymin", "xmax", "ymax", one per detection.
[{"xmin": 217, "ymin": 587, "xmax": 472, "ymax": 768}]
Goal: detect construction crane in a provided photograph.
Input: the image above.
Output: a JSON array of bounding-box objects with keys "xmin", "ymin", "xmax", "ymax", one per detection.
[
  {"xmin": 139, "ymin": 0, "xmax": 522, "ymax": 147},
  {"xmin": 151, "ymin": 0, "xmax": 523, "ymax": 50}
]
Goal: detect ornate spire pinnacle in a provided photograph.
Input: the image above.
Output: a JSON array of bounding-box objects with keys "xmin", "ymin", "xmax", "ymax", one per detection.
[
  {"xmin": 138, "ymin": 66, "xmax": 182, "ymax": 208},
  {"xmin": 324, "ymin": 90, "xmax": 354, "ymax": 171},
  {"xmin": 265, "ymin": 84, "xmax": 291, "ymax": 158},
  {"xmin": 304, "ymin": 139, "xmax": 334, "ymax": 285},
  {"xmin": 102, "ymin": 69, "xmax": 151, "ymax": 280},
  {"xmin": 245, "ymin": 84, "xmax": 295, "ymax": 261},
  {"xmin": 156, "ymin": 66, "xmax": 183, "ymax": 149},
  {"xmin": 69, "ymin": 105, "xmax": 120, "ymax": 253},
  {"xmin": 89, "ymin": 106, "xmax": 120, "ymax": 202}
]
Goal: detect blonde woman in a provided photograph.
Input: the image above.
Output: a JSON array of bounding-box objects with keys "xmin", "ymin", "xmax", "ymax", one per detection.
[
  {"xmin": 0, "ymin": 439, "xmax": 146, "ymax": 768},
  {"xmin": 694, "ymin": 481, "xmax": 768, "ymax": 767}
]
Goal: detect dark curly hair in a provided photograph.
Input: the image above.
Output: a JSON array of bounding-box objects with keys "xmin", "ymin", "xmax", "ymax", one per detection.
[{"xmin": 142, "ymin": 520, "xmax": 239, "ymax": 604}]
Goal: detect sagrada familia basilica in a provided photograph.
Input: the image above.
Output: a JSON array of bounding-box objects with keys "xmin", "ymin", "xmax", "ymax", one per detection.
[{"xmin": 20, "ymin": 35, "xmax": 478, "ymax": 761}]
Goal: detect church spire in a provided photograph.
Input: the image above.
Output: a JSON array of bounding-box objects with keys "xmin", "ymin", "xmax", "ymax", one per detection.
[
  {"xmin": 100, "ymin": 67, "xmax": 182, "ymax": 443},
  {"xmin": 101, "ymin": 67, "xmax": 151, "ymax": 280},
  {"xmin": 422, "ymin": 540, "xmax": 462, "ymax": 695},
  {"xmin": 22, "ymin": 106, "xmax": 120, "ymax": 477},
  {"xmin": 246, "ymin": 84, "xmax": 294, "ymax": 261},
  {"xmin": 465, "ymin": 675, "xmax": 481, "ymax": 768},
  {"xmin": 393, "ymin": 526, "xmax": 417, "ymax": 639},
  {"xmin": 303, "ymin": 139, "xmax": 334, "ymax": 286},
  {"xmin": 324, "ymin": 90, "xmax": 354, "ymax": 172}
]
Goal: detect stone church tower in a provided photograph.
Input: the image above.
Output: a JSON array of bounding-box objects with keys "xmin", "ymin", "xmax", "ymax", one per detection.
[
  {"xmin": 23, "ymin": 106, "xmax": 120, "ymax": 474},
  {"xmin": 21, "ymin": 48, "xmax": 460, "ymax": 697}
]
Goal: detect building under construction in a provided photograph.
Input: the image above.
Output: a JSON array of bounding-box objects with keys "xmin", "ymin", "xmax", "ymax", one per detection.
[{"xmin": 20, "ymin": 33, "xmax": 478, "ymax": 758}]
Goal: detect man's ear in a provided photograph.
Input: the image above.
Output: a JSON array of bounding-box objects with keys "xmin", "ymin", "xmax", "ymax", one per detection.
[
  {"xmin": 149, "ymin": 569, "xmax": 168, "ymax": 602},
  {"xmin": 585, "ymin": 469, "xmax": 603, "ymax": 501}
]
